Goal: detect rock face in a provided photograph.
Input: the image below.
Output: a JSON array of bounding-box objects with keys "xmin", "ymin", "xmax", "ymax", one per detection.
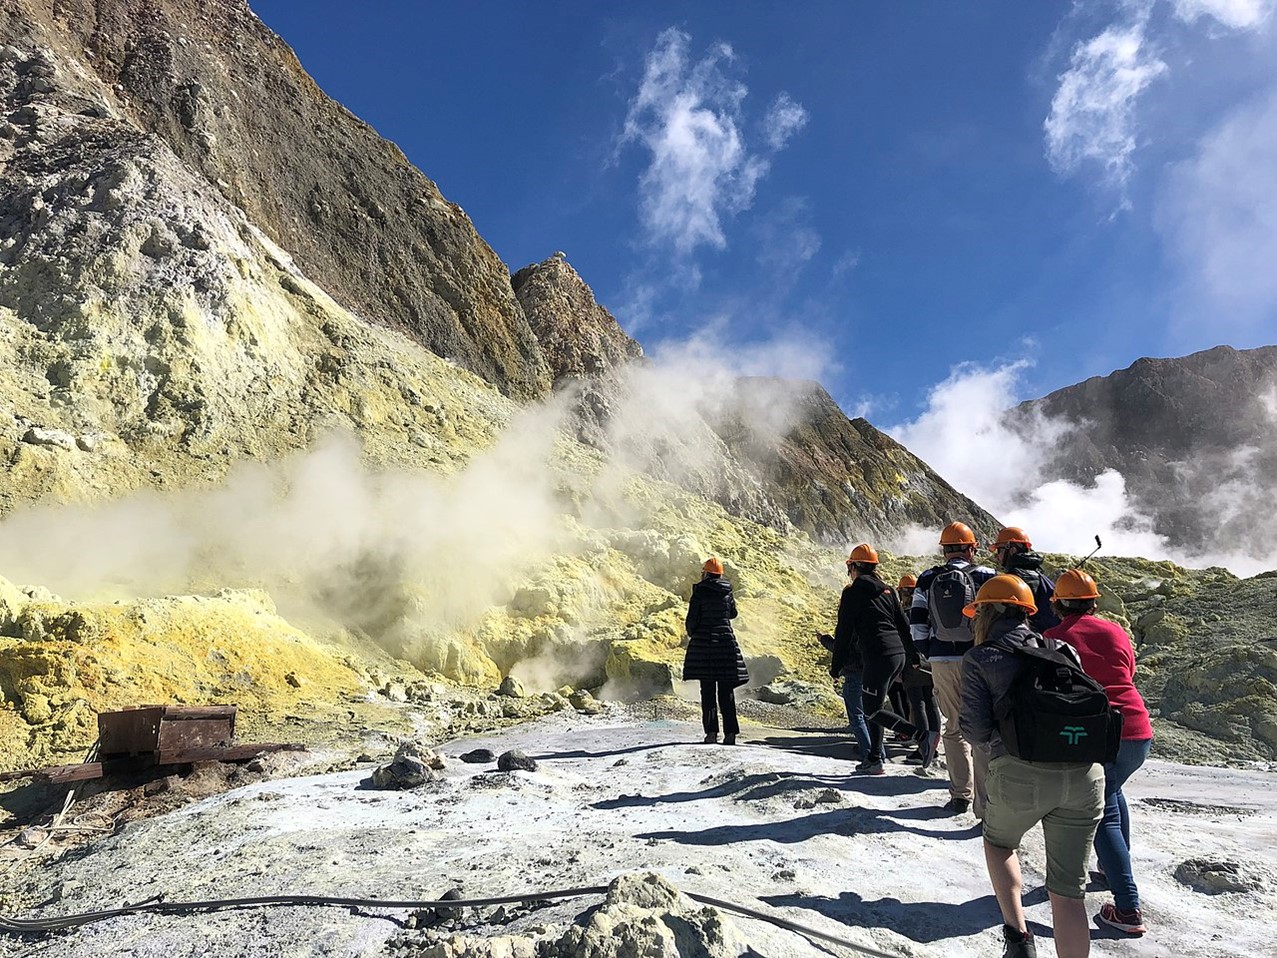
[
  {"xmin": 2, "ymin": 0, "xmax": 551, "ymax": 399},
  {"xmin": 512, "ymin": 255, "xmax": 643, "ymax": 388},
  {"xmin": 569, "ymin": 370, "xmax": 999, "ymax": 546},
  {"xmin": 1017, "ymin": 345, "xmax": 1277, "ymax": 557}
]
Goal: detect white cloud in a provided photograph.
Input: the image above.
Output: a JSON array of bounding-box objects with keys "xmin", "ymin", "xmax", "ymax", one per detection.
[
  {"xmin": 619, "ymin": 28, "xmax": 806, "ymax": 255},
  {"xmin": 887, "ymin": 360, "xmax": 1074, "ymax": 509},
  {"xmin": 831, "ymin": 249, "xmax": 861, "ymax": 277},
  {"xmin": 762, "ymin": 92, "xmax": 809, "ymax": 150},
  {"xmin": 1155, "ymin": 88, "xmax": 1277, "ymax": 325},
  {"xmin": 1044, "ymin": 19, "xmax": 1167, "ymax": 195},
  {"xmin": 1169, "ymin": 0, "xmax": 1276, "ymax": 29},
  {"xmin": 753, "ymin": 196, "xmax": 821, "ymax": 276}
]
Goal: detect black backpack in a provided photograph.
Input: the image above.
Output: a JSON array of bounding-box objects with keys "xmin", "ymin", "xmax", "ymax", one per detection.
[
  {"xmin": 995, "ymin": 642, "xmax": 1123, "ymax": 764},
  {"xmin": 928, "ymin": 564, "xmax": 977, "ymax": 645}
]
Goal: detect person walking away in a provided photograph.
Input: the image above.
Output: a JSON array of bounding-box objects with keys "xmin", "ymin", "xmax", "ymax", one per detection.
[
  {"xmin": 816, "ymin": 629, "xmax": 871, "ymax": 761},
  {"xmin": 991, "ymin": 527, "xmax": 1060, "ymax": 633},
  {"xmin": 961, "ymin": 575, "xmax": 1114, "ymax": 958},
  {"xmin": 831, "ymin": 544, "xmax": 908, "ymax": 774},
  {"xmin": 896, "ymin": 573, "xmax": 940, "ymax": 767},
  {"xmin": 910, "ymin": 521, "xmax": 995, "ymax": 813},
  {"xmin": 1046, "ymin": 569, "xmax": 1152, "ymax": 936},
  {"xmin": 683, "ymin": 556, "xmax": 749, "ymax": 745}
]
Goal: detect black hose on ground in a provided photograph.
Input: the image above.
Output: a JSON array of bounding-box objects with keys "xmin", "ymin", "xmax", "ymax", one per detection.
[{"xmin": 0, "ymin": 885, "xmax": 902, "ymax": 957}]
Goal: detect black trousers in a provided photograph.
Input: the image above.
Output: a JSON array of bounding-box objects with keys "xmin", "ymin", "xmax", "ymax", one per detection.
[
  {"xmin": 861, "ymin": 652, "xmax": 905, "ymax": 762},
  {"xmin": 700, "ymin": 679, "xmax": 739, "ymax": 736},
  {"xmin": 907, "ymin": 683, "xmax": 940, "ymax": 740}
]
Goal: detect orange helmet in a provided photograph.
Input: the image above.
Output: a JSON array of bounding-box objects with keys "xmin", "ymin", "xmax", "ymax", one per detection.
[
  {"xmin": 1053, "ymin": 568, "xmax": 1100, "ymax": 601},
  {"xmin": 898, "ymin": 573, "xmax": 918, "ymax": 589},
  {"xmin": 702, "ymin": 556, "xmax": 723, "ymax": 575},
  {"xmin": 962, "ymin": 574, "xmax": 1037, "ymax": 617},
  {"xmin": 940, "ymin": 521, "xmax": 977, "ymax": 546},
  {"xmin": 847, "ymin": 543, "xmax": 879, "ymax": 564},
  {"xmin": 993, "ymin": 527, "xmax": 1032, "ymax": 549}
]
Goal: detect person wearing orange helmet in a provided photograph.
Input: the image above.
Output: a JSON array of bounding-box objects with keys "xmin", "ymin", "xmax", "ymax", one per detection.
[
  {"xmin": 1045, "ymin": 569, "xmax": 1153, "ymax": 937},
  {"xmin": 991, "ymin": 527, "xmax": 1060, "ymax": 633},
  {"xmin": 826, "ymin": 543, "xmax": 909, "ymax": 774},
  {"xmin": 909, "ymin": 521, "xmax": 995, "ymax": 813},
  {"xmin": 683, "ymin": 557, "xmax": 749, "ymax": 745},
  {"xmin": 894, "ymin": 572, "xmax": 940, "ymax": 767},
  {"xmin": 960, "ymin": 575, "xmax": 1105, "ymax": 958}
]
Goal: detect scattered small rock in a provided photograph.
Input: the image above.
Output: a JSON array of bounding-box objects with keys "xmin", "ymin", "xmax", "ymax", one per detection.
[
  {"xmin": 284, "ymin": 671, "xmax": 303, "ymax": 688},
  {"xmin": 142, "ymin": 778, "xmax": 171, "ymax": 797},
  {"xmin": 772, "ymin": 868, "xmax": 796, "ymax": 881},
  {"xmin": 497, "ymin": 750, "xmax": 537, "ymax": 772},
  {"xmin": 22, "ymin": 426, "xmax": 77, "ymax": 451},
  {"xmin": 16, "ymin": 826, "xmax": 47, "ymax": 849},
  {"xmin": 460, "ymin": 748, "xmax": 496, "ymax": 764},
  {"xmin": 381, "ymin": 681, "xmax": 408, "ymax": 702}
]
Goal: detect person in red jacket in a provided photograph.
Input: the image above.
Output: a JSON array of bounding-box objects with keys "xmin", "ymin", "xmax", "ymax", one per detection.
[{"xmin": 1045, "ymin": 569, "xmax": 1153, "ymax": 937}]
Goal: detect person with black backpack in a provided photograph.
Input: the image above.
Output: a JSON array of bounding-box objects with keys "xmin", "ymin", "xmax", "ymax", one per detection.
[
  {"xmin": 909, "ymin": 521, "xmax": 995, "ymax": 813},
  {"xmin": 827, "ymin": 544, "xmax": 909, "ymax": 774},
  {"xmin": 991, "ymin": 527, "xmax": 1060, "ymax": 633},
  {"xmin": 960, "ymin": 575, "xmax": 1117, "ymax": 958}
]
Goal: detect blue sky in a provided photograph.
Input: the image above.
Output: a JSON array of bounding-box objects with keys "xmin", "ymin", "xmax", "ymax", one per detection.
[{"xmin": 250, "ymin": 0, "xmax": 1276, "ymax": 427}]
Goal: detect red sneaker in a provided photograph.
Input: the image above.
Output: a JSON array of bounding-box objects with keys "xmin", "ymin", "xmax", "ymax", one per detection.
[{"xmin": 1098, "ymin": 903, "xmax": 1146, "ymax": 935}]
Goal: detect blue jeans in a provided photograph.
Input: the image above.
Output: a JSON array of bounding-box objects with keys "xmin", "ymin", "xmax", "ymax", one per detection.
[
  {"xmin": 1095, "ymin": 737, "xmax": 1151, "ymax": 910},
  {"xmin": 841, "ymin": 670, "xmax": 871, "ymax": 758}
]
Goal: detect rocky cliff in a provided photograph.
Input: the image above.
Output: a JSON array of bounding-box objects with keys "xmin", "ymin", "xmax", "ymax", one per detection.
[
  {"xmin": 1018, "ymin": 345, "xmax": 1277, "ymax": 558},
  {"xmin": 3, "ymin": 0, "xmax": 552, "ymax": 399}
]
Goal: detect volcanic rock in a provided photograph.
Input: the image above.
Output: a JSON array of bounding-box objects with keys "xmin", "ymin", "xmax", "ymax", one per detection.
[{"xmin": 496, "ymin": 750, "xmax": 537, "ymax": 772}]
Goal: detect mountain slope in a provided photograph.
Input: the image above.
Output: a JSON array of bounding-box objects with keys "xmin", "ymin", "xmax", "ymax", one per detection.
[
  {"xmin": 1018, "ymin": 345, "xmax": 1277, "ymax": 556},
  {"xmin": 3, "ymin": 0, "xmax": 552, "ymax": 399}
]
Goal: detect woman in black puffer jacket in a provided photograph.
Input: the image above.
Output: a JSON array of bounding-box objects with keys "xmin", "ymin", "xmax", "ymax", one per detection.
[{"xmin": 683, "ymin": 556, "xmax": 749, "ymax": 744}]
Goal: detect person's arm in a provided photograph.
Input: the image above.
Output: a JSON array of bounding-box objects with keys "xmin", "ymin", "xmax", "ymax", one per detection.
[
  {"xmin": 831, "ymin": 586, "xmax": 855, "ymax": 676},
  {"xmin": 685, "ymin": 589, "xmax": 701, "ymax": 636},
  {"xmin": 727, "ymin": 588, "xmax": 738, "ymax": 620},
  {"xmin": 908, "ymin": 575, "xmax": 931, "ymax": 656},
  {"xmin": 959, "ymin": 653, "xmax": 995, "ymax": 748}
]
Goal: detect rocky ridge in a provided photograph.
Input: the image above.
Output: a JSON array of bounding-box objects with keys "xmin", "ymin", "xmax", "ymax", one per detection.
[{"xmin": 1017, "ymin": 344, "xmax": 1277, "ymax": 558}]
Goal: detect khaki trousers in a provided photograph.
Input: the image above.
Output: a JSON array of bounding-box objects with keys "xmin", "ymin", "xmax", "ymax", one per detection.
[{"xmin": 931, "ymin": 659, "xmax": 973, "ymax": 802}]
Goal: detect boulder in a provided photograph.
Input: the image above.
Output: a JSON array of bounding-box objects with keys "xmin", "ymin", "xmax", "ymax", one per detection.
[
  {"xmin": 459, "ymin": 748, "xmax": 496, "ymax": 764},
  {"xmin": 550, "ymin": 872, "xmax": 740, "ymax": 958},
  {"xmin": 496, "ymin": 675, "xmax": 525, "ymax": 698},
  {"xmin": 496, "ymin": 750, "xmax": 537, "ymax": 772},
  {"xmin": 1174, "ymin": 859, "xmax": 1262, "ymax": 895},
  {"xmin": 569, "ymin": 689, "xmax": 605, "ymax": 715}
]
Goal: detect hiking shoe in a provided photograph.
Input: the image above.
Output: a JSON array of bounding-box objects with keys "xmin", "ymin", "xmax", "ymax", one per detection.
[
  {"xmin": 943, "ymin": 797, "xmax": 971, "ymax": 815},
  {"xmin": 703, "ymin": 734, "xmax": 718, "ymax": 744},
  {"xmin": 723, "ymin": 734, "xmax": 737, "ymax": 746},
  {"xmin": 1097, "ymin": 903, "xmax": 1146, "ymax": 935},
  {"xmin": 903, "ymin": 750, "xmax": 925, "ymax": 766},
  {"xmin": 856, "ymin": 761, "xmax": 886, "ymax": 775},
  {"xmin": 1001, "ymin": 925, "xmax": 1037, "ymax": 957}
]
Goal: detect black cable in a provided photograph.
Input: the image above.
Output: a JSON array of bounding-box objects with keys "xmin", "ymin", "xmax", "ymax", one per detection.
[{"xmin": 0, "ymin": 885, "xmax": 902, "ymax": 956}]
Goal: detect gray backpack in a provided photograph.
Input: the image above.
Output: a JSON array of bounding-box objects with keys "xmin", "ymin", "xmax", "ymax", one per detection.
[{"xmin": 928, "ymin": 563, "xmax": 977, "ymax": 645}]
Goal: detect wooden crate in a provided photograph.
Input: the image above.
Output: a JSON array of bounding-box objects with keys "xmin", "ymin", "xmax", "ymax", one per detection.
[{"xmin": 97, "ymin": 705, "xmax": 237, "ymax": 761}]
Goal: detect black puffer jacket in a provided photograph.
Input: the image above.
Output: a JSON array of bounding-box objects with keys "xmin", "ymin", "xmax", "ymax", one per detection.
[
  {"xmin": 683, "ymin": 577, "xmax": 749, "ymax": 687},
  {"xmin": 830, "ymin": 573, "xmax": 909, "ymax": 677}
]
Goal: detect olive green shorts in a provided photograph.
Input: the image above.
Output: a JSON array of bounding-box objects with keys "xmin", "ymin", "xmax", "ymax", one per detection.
[{"xmin": 983, "ymin": 754, "xmax": 1105, "ymax": 899}]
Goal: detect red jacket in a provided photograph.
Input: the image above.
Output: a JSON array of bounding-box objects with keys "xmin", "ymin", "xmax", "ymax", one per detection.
[{"xmin": 1045, "ymin": 613, "xmax": 1153, "ymax": 741}]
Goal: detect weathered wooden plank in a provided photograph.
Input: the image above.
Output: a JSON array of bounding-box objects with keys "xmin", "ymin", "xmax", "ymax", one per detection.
[
  {"xmin": 155, "ymin": 743, "xmax": 301, "ymax": 765},
  {"xmin": 156, "ymin": 719, "xmax": 234, "ymax": 753}
]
